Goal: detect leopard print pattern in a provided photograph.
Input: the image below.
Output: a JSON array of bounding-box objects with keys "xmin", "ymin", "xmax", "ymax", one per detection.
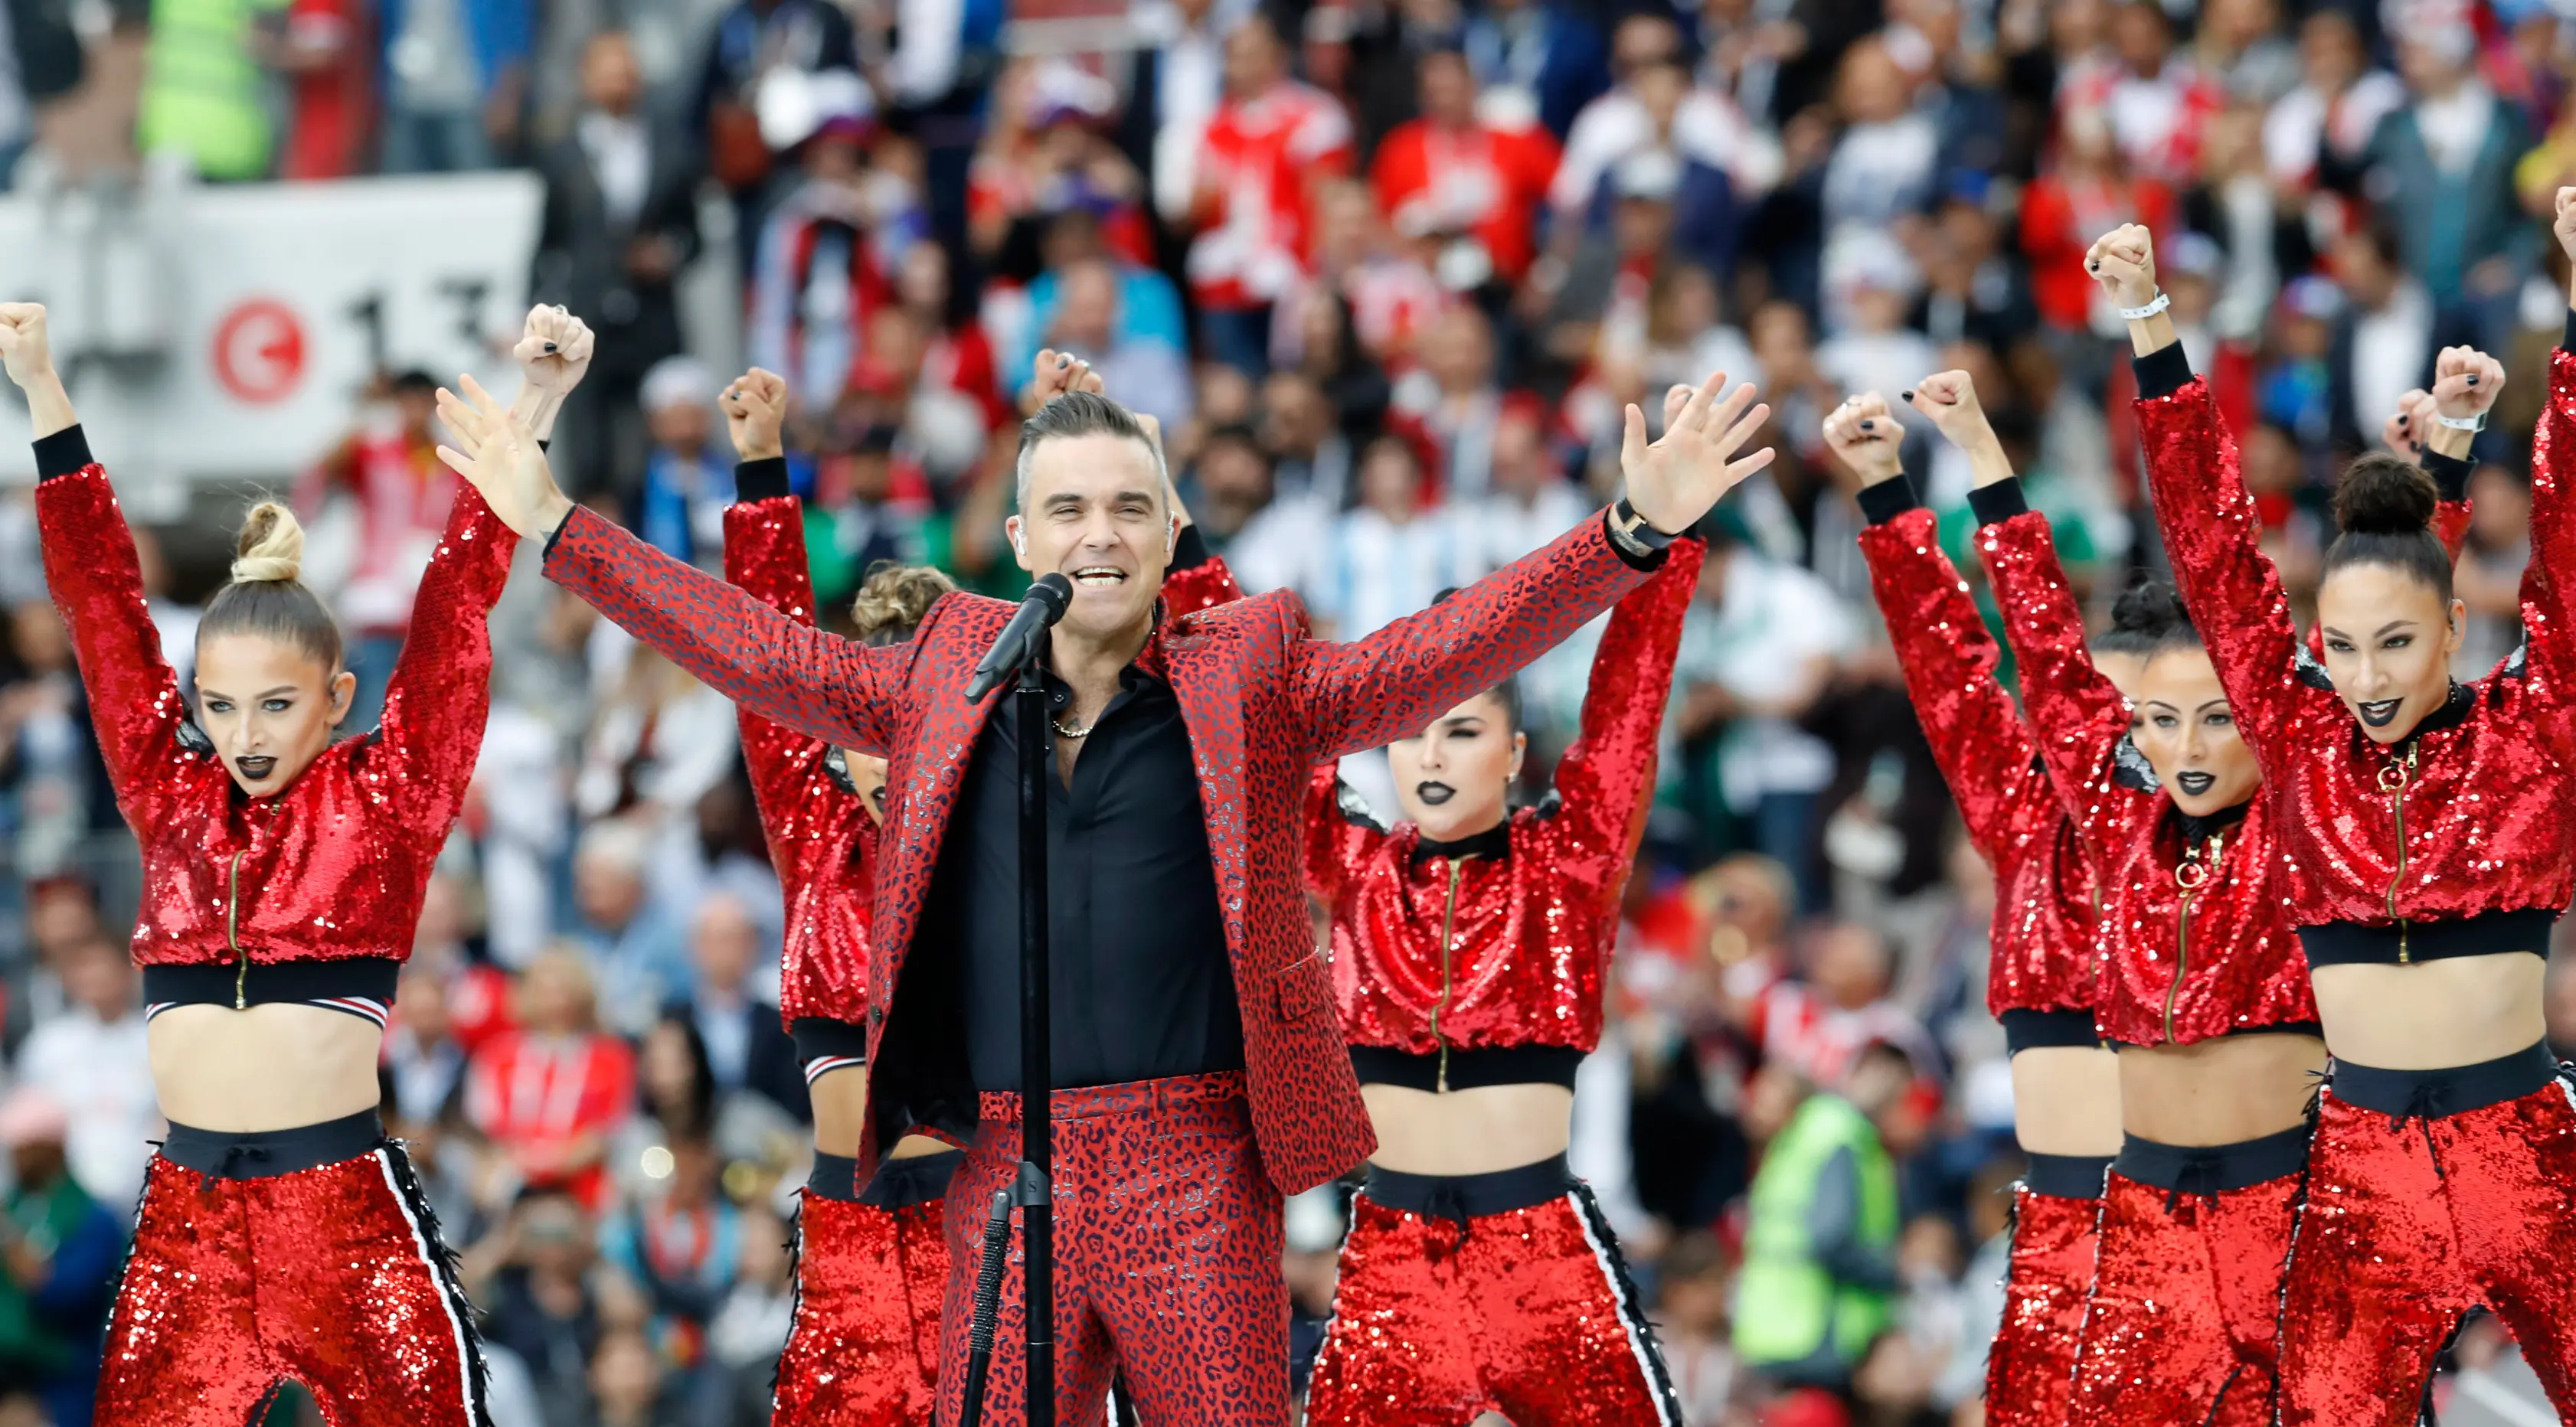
[{"xmin": 544, "ymin": 508, "xmax": 1655, "ymax": 1196}]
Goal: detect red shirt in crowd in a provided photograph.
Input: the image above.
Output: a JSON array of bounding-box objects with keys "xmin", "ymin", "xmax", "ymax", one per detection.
[
  {"xmin": 466, "ymin": 1030, "xmax": 638, "ymax": 1210},
  {"xmin": 1186, "ymin": 80, "xmax": 1355, "ymax": 312},
  {"xmin": 1368, "ymin": 116, "xmax": 1561, "ymax": 285}
]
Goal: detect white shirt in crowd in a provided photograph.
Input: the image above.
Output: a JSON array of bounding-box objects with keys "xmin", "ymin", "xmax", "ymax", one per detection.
[
  {"xmin": 1305, "ymin": 506, "xmax": 1484, "ymax": 644},
  {"xmin": 1672, "ymin": 550, "xmax": 1855, "ymax": 811},
  {"xmin": 18, "ymin": 1002, "xmax": 156, "ymax": 1208},
  {"xmin": 1550, "ymin": 84, "xmax": 1782, "ymax": 216},
  {"xmin": 2349, "ymin": 279, "xmax": 2433, "ymax": 452}
]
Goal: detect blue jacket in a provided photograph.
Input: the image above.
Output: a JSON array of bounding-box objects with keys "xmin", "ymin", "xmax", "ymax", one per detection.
[{"xmin": 378, "ymin": 0, "xmax": 532, "ymax": 99}]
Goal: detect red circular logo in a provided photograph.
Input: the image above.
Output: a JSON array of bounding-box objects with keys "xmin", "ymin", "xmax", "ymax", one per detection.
[{"xmin": 211, "ymin": 299, "xmax": 306, "ymax": 404}]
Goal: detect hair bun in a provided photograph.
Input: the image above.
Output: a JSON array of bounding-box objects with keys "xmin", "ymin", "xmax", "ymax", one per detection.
[
  {"xmin": 2333, "ymin": 454, "xmax": 2438, "ymax": 537},
  {"xmin": 2110, "ymin": 578, "xmax": 2189, "ymax": 639},
  {"xmin": 229, "ymin": 501, "xmax": 306, "ymax": 585}
]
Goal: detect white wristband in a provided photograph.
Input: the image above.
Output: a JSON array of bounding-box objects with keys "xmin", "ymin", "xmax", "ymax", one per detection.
[
  {"xmin": 2434, "ymin": 411, "xmax": 2486, "ymax": 432},
  {"xmin": 2117, "ymin": 292, "xmax": 2171, "ymax": 321}
]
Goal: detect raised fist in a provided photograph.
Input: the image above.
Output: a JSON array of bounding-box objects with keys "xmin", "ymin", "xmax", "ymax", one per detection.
[
  {"xmin": 2381, "ymin": 388, "xmax": 2437, "ymax": 459},
  {"xmin": 514, "ymin": 305, "xmax": 596, "ymax": 396},
  {"xmin": 2430, "ymin": 346, "xmax": 2506, "ymax": 424},
  {"xmin": 722, "ymin": 368, "xmax": 789, "ymax": 462},
  {"xmin": 1820, "ymin": 393, "xmax": 1904, "ymax": 488},
  {"xmin": 1906, "ymin": 371, "xmax": 1998, "ymax": 453},
  {"xmin": 0, "ymin": 304, "xmax": 51, "ymax": 388},
  {"xmin": 2084, "ymin": 224, "xmax": 2159, "ymax": 311}
]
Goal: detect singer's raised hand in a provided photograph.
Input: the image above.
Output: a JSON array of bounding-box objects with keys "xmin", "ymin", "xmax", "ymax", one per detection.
[
  {"xmin": 1619, "ymin": 368, "xmax": 1775, "ymax": 534},
  {"xmin": 436, "ymin": 374, "xmax": 570, "ymax": 539}
]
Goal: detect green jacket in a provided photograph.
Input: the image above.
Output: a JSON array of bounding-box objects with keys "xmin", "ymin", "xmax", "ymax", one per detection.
[{"xmin": 1734, "ymin": 1092, "xmax": 1899, "ymax": 1378}]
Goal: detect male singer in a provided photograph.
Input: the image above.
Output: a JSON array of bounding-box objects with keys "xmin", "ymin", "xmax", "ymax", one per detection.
[{"xmin": 431, "ymin": 367, "xmax": 1773, "ymax": 1425}]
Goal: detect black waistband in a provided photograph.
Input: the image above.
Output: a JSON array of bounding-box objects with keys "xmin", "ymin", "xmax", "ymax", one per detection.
[
  {"xmin": 2113, "ymin": 1122, "xmax": 2311, "ymax": 1196},
  {"xmin": 142, "ymin": 956, "xmax": 402, "ymax": 1008},
  {"xmin": 2107, "ymin": 1020, "xmax": 2323, "ymax": 1051},
  {"xmin": 2331, "ymin": 1040, "xmax": 2562, "ymax": 1121},
  {"xmin": 161, "ymin": 1109, "xmax": 386, "ymax": 1179},
  {"xmin": 791, "ymin": 1017, "xmax": 869, "ymax": 1065},
  {"xmin": 2300, "ymin": 908, "xmax": 2557, "ymax": 968},
  {"xmin": 2024, "ymin": 1153, "xmax": 2113, "ymax": 1200},
  {"xmin": 860, "ymin": 1149, "xmax": 964, "ymax": 1209},
  {"xmin": 1365, "ymin": 1152, "xmax": 1574, "ymax": 1220},
  {"xmin": 1348, "ymin": 1043, "xmax": 1586, "ymax": 1092},
  {"xmin": 2002, "ymin": 1008, "xmax": 2101, "ymax": 1055}
]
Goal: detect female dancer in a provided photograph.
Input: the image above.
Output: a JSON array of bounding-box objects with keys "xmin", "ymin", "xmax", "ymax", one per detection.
[
  {"xmin": 731, "ymin": 353, "xmax": 1237, "ymax": 1426},
  {"xmin": 1847, "ymin": 377, "xmax": 2324, "ymax": 1426},
  {"xmin": 0, "ymin": 300, "xmax": 590, "ymax": 1426},
  {"xmin": 1822, "ymin": 397, "xmax": 2133, "ymax": 1427},
  {"xmin": 1299, "ymin": 409, "xmax": 1698, "ymax": 1426},
  {"xmin": 2097, "ymin": 211, "xmax": 2576, "ymax": 1423}
]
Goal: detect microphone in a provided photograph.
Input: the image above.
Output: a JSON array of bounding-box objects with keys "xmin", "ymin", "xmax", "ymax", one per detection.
[{"xmin": 965, "ymin": 573, "xmax": 1074, "ymax": 701}]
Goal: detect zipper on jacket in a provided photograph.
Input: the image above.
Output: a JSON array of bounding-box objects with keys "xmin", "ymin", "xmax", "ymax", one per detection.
[
  {"xmin": 227, "ymin": 850, "xmax": 248, "ymax": 1009},
  {"xmin": 1430, "ymin": 857, "xmax": 1465, "ymax": 1093},
  {"xmin": 2166, "ymin": 835, "xmax": 2221, "ymax": 1043},
  {"xmin": 2381, "ymin": 748, "xmax": 2418, "ymax": 962}
]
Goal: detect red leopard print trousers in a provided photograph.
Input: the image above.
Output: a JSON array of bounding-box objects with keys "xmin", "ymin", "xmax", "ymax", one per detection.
[{"xmin": 937, "ymin": 1072, "xmax": 1287, "ymax": 1427}]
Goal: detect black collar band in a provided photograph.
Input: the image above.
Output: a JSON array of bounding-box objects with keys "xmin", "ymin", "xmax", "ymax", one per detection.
[
  {"xmin": 1413, "ymin": 821, "xmax": 1512, "ymax": 863},
  {"xmin": 2172, "ymin": 798, "xmax": 2251, "ymax": 846}
]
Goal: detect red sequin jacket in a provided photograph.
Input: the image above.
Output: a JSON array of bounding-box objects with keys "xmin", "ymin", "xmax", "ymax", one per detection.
[
  {"xmin": 38, "ymin": 441, "xmax": 515, "ymax": 971},
  {"xmin": 1979, "ymin": 505, "xmax": 2318, "ymax": 1046},
  {"xmin": 543, "ymin": 502, "xmax": 1665, "ymax": 1194},
  {"xmin": 2138, "ymin": 343, "xmax": 2576, "ymax": 961},
  {"xmin": 1304, "ymin": 538, "xmax": 1698, "ymax": 1065},
  {"xmin": 724, "ymin": 489, "xmax": 1250, "ymax": 1037},
  {"xmin": 1858, "ymin": 505, "xmax": 2099, "ymax": 1024}
]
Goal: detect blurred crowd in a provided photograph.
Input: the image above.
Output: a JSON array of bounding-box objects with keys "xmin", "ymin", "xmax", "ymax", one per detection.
[{"xmin": 9, "ymin": 0, "xmax": 2576, "ymax": 1423}]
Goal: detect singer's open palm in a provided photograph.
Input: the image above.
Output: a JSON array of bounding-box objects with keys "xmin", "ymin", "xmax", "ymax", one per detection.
[
  {"xmin": 434, "ymin": 375, "xmax": 564, "ymax": 537},
  {"xmin": 1620, "ymin": 368, "xmax": 1775, "ymax": 534}
]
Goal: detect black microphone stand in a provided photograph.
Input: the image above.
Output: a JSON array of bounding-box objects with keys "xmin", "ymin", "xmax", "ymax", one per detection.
[{"xmin": 959, "ymin": 627, "xmax": 1057, "ymax": 1427}]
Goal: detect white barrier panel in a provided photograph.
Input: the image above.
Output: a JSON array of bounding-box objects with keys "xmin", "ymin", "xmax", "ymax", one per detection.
[{"xmin": 0, "ymin": 171, "xmax": 541, "ymax": 495}]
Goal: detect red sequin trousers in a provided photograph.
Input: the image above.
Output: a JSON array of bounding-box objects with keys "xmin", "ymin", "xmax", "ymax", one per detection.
[
  {"xmin": 936, "ymin": 1073, "xmax": 1286, "ymax": 1427},
  {"xmin": 1986, "ymin": 1185, "xmax": 2102, "ymax": 1427},
  {"xmin": 2064, "ymin": 1170, "xmax": 2300, "ymax": 1427},
  {"xmin": 2279, "ymin": 1082, "xmax": 2576, "ymax": 1427},
  {"xmin": 1302, "ymin": 1186, "xmax": 1682, "ymax": 1425},
  {"xmin": 96, "ymin": 1148, "xmax": 485, "ymax": 1426},
  {"xmin": 775, "ymin": 1194, "xmax": 946, "ymax": 1427}
]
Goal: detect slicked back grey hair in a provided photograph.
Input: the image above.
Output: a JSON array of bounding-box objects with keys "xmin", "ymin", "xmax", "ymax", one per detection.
[{"xmin": 1013, "ymin": 389, "xmax": 1169, "ymax": 516}]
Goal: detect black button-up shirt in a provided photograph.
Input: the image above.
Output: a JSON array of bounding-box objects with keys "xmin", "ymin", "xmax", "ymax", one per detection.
[{"xmin": 933, "ymin": 658, "xmax": 1243, "ymax": 1092}]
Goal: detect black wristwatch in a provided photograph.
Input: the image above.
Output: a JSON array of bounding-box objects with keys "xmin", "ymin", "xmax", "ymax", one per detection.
[{"xmin": 1607, "ymin": 498, "xmax": 1678, "ymax": 557}]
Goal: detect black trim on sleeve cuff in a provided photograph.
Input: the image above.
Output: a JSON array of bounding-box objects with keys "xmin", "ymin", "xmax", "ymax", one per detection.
[
  {"xmin": 2422, "ymin": 449, "xmax": 2473, "ymax": 502},
  {"xmin": 543, "ymin": 506, "xmax": 577, "ymax": 560},
  {"xmin": 1968, "ymin": 478, "xmax": 2031, "ymax": 525},
  {"xmin": 1855, "ymin": 477, "xmax": 1922, "ymax": 526},
  {"xmin": 1170, "ymin": 523, "xmax": 1210, "ymax": 571},
  {"xmin": 33, "ymin": 426, "xmax": 92, "ymax": 482},
  {"xmin": 2132, "ymin": 342, "xmax": 2195, "ymax": 401},
  {"xmin": 2561, "ymin": 309, "xmax": 2576, "ymax": 355},
  {"xmin": 734, "ymin": 456, "xmax": 791, "ymax": 503}
]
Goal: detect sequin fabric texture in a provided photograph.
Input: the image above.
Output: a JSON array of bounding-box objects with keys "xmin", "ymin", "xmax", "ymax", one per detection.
[
  {"xmin": 936, "ymin": 1073, "xmax": 1286, "ymax": 1427},
  {"xmin": 1305, "ymin": 541, "xmax": 1698, "ymax": 1057},
  {"xmin": 2278, "ymin": 1079, "xmax": 2576, "ymax": 1425},
  {"xmin": 545, "ymin": 506, "xmax": 1658, "ymax": 1194},
  {"xmin": 38, "ymin": 463, "xmax": 516, "ymax": 969},
  {"xmin": 774, "ymin": 1194, "xmax": 945, "ymax": 1427},
  {"xmin": 1302, "ymin": 1184, "xmax": 1680, "ymax": 1426},
  {"xmin": 2136, "ymin": 357, "xmax": 2576, "ymax": 932},
  {"xmin": 1985, "ymin": 1185, "xmax": 2101, "ymax": 1427},
  {"xmin": 96, "ymin": 1148, "xmax": 486, "ymax": 1427},
  {"xmin": 2064, "ymin": 1167, "xmax": 2301, "ymax": 1427},
  {"xmin": 724, "ymin": 495, "xmax": 885, "ymax": 1031},
  {"xmin": 1858, "ymin": 508, "xmax": 2098, "ymax": 1020},
  {"xmin": 1979, "ymin": 511, "xmax": 2317, "ymax": 1044}
]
